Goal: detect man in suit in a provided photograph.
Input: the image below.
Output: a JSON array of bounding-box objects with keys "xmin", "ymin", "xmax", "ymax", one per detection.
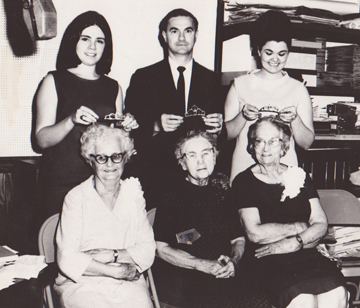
[{"xmin": 125, "ymin": 8, "xmax": 224, "ymax": 208}]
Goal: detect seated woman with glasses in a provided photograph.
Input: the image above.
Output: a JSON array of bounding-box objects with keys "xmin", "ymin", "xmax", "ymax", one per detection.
[
  {"xmin": 229, "ymin": 116, "xmax": 348, "ymax": 308},
  {"xmin": 153, "ymin": 130, "xmax": 270, "ymax": 308},
  {"xmin": 54, "ymin": 124, "xmax": 156, "ymax": 308}
]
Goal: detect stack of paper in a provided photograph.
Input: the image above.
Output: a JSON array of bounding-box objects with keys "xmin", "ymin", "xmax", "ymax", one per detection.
[
  {"xmin": 327, "ymin": 226, "xmax": 360, "ymax": 257},
  {"xmin": 225, "ymin": 0, "xmax": 359, "ymax": 15},
  {"xmin": 224, "ymin": 2, "xmax": 360, "ymax": 27},
  {"xmin": 0, "ymin": 255, "xmax": 48, "ymax": 291},
  {"xmin": 323, "ymin": 45, "xmax": 360, "ymax": 89}
]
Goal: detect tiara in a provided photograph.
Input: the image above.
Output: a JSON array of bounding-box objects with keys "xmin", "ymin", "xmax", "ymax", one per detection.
[
  {"xmin": 104, "ymin": 112, "xmax": 126, "ymax": 121},
  {"xmin": 184, "ymin": 105, "xmax": 206, "ymax": 117}
]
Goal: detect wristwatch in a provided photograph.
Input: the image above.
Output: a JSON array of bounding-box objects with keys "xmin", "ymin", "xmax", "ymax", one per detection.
[
  {"xmin": 295, "ymin": 235, "xmax": 304, "ymax": 249},
  {"xmin": 113, "ymin": 249, "xmax": 119, "ymax": 263}
]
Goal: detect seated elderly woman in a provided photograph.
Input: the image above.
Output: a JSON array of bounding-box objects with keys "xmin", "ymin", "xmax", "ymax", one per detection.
[
  {"xmin": 153, "ymin": 130, "xmax": 270, "ymax": 308},
  {"xmin": 54, "ymin": 124, "xmax": 156, "ymax": 308},
  {"xmin": 230, "ymin": 116, "xmax": 348, "ymax": 308}
]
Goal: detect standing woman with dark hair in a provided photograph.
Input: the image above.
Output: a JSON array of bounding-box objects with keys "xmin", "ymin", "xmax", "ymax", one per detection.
[
  {"xmin": 35, "ymin": 11, "xmax": 138, "ymax": 218},
  {"xmin": 224, "ymin": 10, "xmax": 314, "ymax": 184}
]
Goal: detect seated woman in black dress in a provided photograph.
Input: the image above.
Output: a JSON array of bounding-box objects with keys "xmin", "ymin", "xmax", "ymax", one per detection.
[
  {"xmin": 230, "ymin": 116, "xmax": 348, "ymax": 308},
  {"xmin": 153, "ymin": 130, "xmax": 270, "ymax": 308}
]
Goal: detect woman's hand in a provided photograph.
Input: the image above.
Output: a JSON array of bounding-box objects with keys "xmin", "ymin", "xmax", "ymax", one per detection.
[
  {"xmin": 214, "ymin": 255, "xmax": 235, "ymax": 279},
  {"xmin": 255, "ymin": 237, "xmax": 301, "ymax": 258},
  {"xmin": 71, "ymin": 106, "xmax": 99, "ymax": 125},
  {"xmin": 279, "ymin": 106, "xmax": 297, "ymax": 123},
  {"xmin": 195, "ymin": 259, "xmax": 223, "ymax": 276},
  {"xmin": 84, "ymin": 248, "xmax": 114, "ymax": 264},
  {"xmin": 113, "ymin": 263, "xmax": 141, "ymax": 281},
  {"xmin": 242, "ymin": 104, "xmax": 260, "ymax": 121},
  {"xmin": 203, "ymin": 113, "xmax": 223, "ymax": 133},
  {"xmin": 122, "ymin": 113, "xmax": 139, "ymax": 131}
]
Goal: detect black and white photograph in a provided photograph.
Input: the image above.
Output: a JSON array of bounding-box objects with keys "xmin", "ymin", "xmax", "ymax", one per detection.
[{"xmin": 1, "ymin": 0, "xmax": 360, "ymax": 307}]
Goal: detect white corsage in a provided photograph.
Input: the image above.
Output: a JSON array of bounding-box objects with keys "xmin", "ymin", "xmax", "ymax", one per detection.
[
  {"xmin": 280, "ymin": 167, "xmax": 306, "ymax": 202},
  {"xmin": 119, "ymin": 177, "xmax": 144, "ymax": 204}
]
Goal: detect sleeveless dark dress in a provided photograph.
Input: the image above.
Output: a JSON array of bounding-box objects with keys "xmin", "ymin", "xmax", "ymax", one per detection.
[
  {"xmin": 38, "ymin": 70, "xmax": 118, "ymax": 217},
  {"xmin": 230, "ymin": 167, "xmax": 346, "ymax": 308}
]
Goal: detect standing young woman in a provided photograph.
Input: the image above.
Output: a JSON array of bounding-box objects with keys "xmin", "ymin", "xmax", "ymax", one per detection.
[
  {"xmin": 224, "ymin": 10, "xmax": 314, "ymax": 184},
  {"xmin": 35, "ymin": 11, "xmax": 138, "ymax": 218}
]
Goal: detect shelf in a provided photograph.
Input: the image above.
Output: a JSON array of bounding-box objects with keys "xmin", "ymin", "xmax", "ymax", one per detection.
[
  {"xmin": 308, "ymin": 87, "xmax": 360, "ymax": 97},
  {"xmin": 315, "ymin": 134, "xmax": 360, "ymax": 141},
  {"xmin": 221, "ymin": 22, "xmax": 360, "ymax": 44}
]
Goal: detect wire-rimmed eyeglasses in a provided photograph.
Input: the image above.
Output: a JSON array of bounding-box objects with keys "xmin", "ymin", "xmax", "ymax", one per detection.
[
  {"xmin": 182, "ymin": 147, "xmax": 214, "ymax": 162},
  {"xmin": 254, "ymin": 138, "xmax": 282, "ymax": 150},
  {"xmin": 90, "ymin": 152, "xmax": 126, "ymax": 164}
]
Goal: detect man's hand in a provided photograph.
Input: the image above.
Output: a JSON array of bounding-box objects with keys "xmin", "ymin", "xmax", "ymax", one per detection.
[
  {"xmin": 203, "ymin": 113, "xmax": 223, "ymax": 133},
  {"xmin": 160, "ymin": 114, "xmax": 184, "ymax": 132}
]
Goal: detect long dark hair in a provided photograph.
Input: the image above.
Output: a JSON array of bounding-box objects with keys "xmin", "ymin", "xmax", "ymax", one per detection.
[{"xmin": 56, "ymin": 11, "xmax": 113, "ymax": 75}]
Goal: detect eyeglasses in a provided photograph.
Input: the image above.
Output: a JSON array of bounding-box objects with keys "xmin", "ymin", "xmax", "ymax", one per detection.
[
  {"xmin": 182, "ymin": 148, "xmax": 214, "ymax": 162},
  {"xmin": 254, "ymin": 138, "xmax": 282, "ymax": 149},
  {"xmin": 90, "ymin": 152, "xmax": 126, "ymax": 164}
]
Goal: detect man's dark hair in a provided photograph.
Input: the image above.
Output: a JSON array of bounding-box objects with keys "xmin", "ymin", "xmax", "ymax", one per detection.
[
  {"xmin": 158, "ymin": 8, "xmax": 199, "ymax": 51},
  {"xmin": 56, "ymin": 11, "xmax": 113, "ymax": 75}
]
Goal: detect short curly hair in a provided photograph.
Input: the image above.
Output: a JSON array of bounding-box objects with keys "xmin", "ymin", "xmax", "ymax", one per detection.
[
  {"xmin": 56, "ymin": 11, "xmax": 113, "ymax": 75},
  {"xmin": 175, "ymin": 130, "xmax": 219, "ymax": 163},
  {"xmin": 247, "ymin": 116, "xmax": 292, "ymax": 160},
  {"xmin": 80, "ymin": 124, "xmax": 135, "ymax": 164}
]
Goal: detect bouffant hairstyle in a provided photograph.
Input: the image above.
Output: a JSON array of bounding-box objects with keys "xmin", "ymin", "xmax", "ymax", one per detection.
[
  {"xmin": 56, "ymin": 11, "xmax": 113, "ymax": 75},
  {"xmin": 80, "ymin": 124, "xmax": 135, "ymax": 164},
  {"xmin": 175, "ymin": 130, "xmax": 219, "ymax": 163},
  {"xmin": 250, "ymin": 10, "xmax": 292, "ymax": 57},
  {"xmin": 247, "ymin": 116, "xmax": 292, "ymax": 160},
  {"xmin": 158, "ymin": 8, "xmax": 198, "ymax": 50}
]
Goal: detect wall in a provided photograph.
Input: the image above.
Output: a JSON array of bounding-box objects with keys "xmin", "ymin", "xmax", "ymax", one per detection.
[{"xmin": 0, "ymin": 0, "xmax": 217, "ymax": 157}]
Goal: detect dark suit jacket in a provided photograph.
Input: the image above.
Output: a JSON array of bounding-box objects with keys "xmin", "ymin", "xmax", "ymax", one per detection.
[{"xmin": 125, "ymin": 59, "xmax": 223, "ymax": 158}]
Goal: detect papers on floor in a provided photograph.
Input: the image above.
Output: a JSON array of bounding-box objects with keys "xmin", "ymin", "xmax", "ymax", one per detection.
[{"xmin": 0, "ymin": 255, "xmax": 48, "ymax": 291}]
